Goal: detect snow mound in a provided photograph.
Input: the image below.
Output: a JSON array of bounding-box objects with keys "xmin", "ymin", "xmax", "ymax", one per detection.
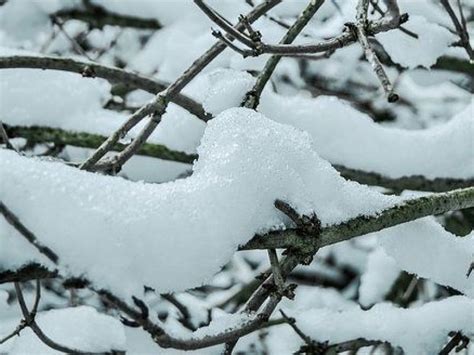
[{"xmin": 203, "ymin": 69, "xmax": 473, "ymax": 180}]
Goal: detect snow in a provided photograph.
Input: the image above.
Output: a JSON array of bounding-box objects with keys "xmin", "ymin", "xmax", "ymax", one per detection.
[
  {"xmin": 359, "ymin": 247, "xmax": 401, "ymax": 307},
  {"xmin": 377, "ymin": 15, "xmax": 457, "ymax": 69},
  {"xmin": 1, "ymin": 107, "xmax": 470, "ymax": 299},
  {"xmin": 0, "ymin": 1, "xmax": 473, "ymax": 352},
  {"xmin": 203, "ymin": 69, "xmax": 474, "ymax": 180},
  {"xmin": 0, "ymin": 107, "xmax": 399, "ymax": 297},
  {"xmin": 292, "ymin": 296, "xmax": 474, "ymax": 355},
  {"xmin": 0, "ymin": 306, "xmax": 126, "ymax": 354},
  {"xmin": 378, "ymin": 222, "xmax": 474, "ymax": 297},
  {"xmin": 0, "ymin": 67, "xmax": 206, "ymax": 155}
]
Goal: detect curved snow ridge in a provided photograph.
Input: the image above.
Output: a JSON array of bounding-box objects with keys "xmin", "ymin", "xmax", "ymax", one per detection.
[
  {"xmin": 0, "ymin": 108, "xmax": 468, "ymax": 297},
  {"xmin": 292, "ymin": 296, "xmax": 474, "ymax": 355},
  {"xmin": 203, "ymin": 69, "xmax": 473, "ymax": 180}
]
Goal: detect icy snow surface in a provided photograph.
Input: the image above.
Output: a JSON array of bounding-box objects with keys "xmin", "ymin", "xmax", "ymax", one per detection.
[
  {"xmin": 293, "ymin": 296, "xmax": 474, "ymax": 355},
  {"xmin": 1, "ymin": 108, "xmax": 472, "ymax": 298}
]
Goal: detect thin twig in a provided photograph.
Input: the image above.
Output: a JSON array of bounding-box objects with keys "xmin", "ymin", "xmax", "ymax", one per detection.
[
  {"xmin": 14, "ymin": 281, "xmax": 92, "ymax": 353},
  {"xmin": 0, "ymin": 202, "xmax": 59, "ymax": 263},
  {"xmin": 353, "ymin": 0, "xmax": 399, "ymax": 102},
  {"xmin": 0, "ymin": 55, "xmax": 211, "ymax": 122},
  {"xmin": 267, "ymin": 249, "xmax": 285, "ymax": 292},
  {"xmin": 79, "ymin": 0, "xmax": 282, "ymax": 172},
  {"xmin": 0, "ymin": 121, "xmax": 16, "ymax": 151},
  {"xmin": 440, "ymin": 0, "xmax": 474, "ymax": 60},
  {"xmin": 242, "ymin": 0, "xmax": 325, "ymax": 109},
  {"xmin": 195, "ymin": 0, "xmax": 256, "ymax": 49}
]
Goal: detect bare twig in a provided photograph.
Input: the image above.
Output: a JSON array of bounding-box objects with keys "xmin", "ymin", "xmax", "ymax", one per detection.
[
  {"xmin": 0, "ymin": 202, "xmax": 59, "ymax": 263},
  {"xmin": 440, "ymin": 0, "xmax": 474, "ymax": 60},
  {"xmin": 353, "ymin": 0, "xmax": 399, "ymax": 102},
  {"xmin": 14, "ymin": 281, "xmax": 93, "ymax": 353},
  {"xmin": 280, "ymin": 310, "xmax": 317, "ymax": 347},
  {"xmin": 439, "ymin": 331, "xmax": 470, "ymax": 355},
  {"xmin": 79, "ymin": 0, "xmax": 282, "ymax": 172},
  {"xmin": 242, "ymin": 0, "xmax": 326, "ymax": 109},
  {"xmin": 195, "ymin": 0, "xmax": 256, "ymax": 49},
  {"xmin": 0, "ymin": 55, "xmax": 211, "ymax": 122},
  {"xmin": 267, "ymin": 249, "xmax": 285, "ymax": 292},
  {"xmin": 0, "ymin": 121, "xmax": 16, "ymax": 151},
  {"xmin": 51, "ymin": 16, "xmax": 92, "ymax": 60}
]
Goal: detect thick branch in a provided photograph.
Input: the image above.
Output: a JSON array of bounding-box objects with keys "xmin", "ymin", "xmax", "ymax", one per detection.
[
  {"xmin": 242, "ymin": 186, "xmax": 474, "ymax": 250},
  {"xmin": 7, "ymin": 124, "xmax": 471, "ymax": 190}
]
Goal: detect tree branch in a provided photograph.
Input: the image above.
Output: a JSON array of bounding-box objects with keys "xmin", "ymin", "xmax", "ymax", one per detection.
[
  {"xmin": 5, "ymin": 125, "xmax": 195, "ymax": 165},
  {"xmin": 0, "ymin": 55, "xmax": 211, "ymax": 122},
  {"xmin": 242, "ymin": 186, "xmax": 474, "ymax": 250},
  {"xmin": 242, "ymin": 0, "xmax": 326, "ymax": 109},
  {"xmin": 440, "ymin": 0, "xmax": 474, "ymax": 60},
  {"xmin": 79, "ymin": 0, "xmax": 282, "ymax": 172},
  {"xmin": 353, "ymin": 0, "xmax": 399, "ymax": 102},
  {"xmin": 53, "ymin": 3, "xmax": 162, "ymax": 30}
]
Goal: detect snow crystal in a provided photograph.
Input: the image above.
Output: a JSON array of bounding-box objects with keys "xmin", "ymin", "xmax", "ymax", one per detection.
[
  {"xmin": 377, "ymin": 15, "xmax": 457, "ymax": 69},
  {"xmin": 3, "ymin": 306, "xmax": 126, "ymax": 354},
  {"xmin": 293, "ymin": 296, "xmax": 474, "ymax": 355}
]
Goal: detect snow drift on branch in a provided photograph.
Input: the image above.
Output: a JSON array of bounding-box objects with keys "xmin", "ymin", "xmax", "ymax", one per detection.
[
  {"xmin": 203, "ymin": 69, "xmax": 473, "ymax": 180},
  {"xmin": 1, "ymin": 108, "xmax": 471, "ymax": 297}
]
